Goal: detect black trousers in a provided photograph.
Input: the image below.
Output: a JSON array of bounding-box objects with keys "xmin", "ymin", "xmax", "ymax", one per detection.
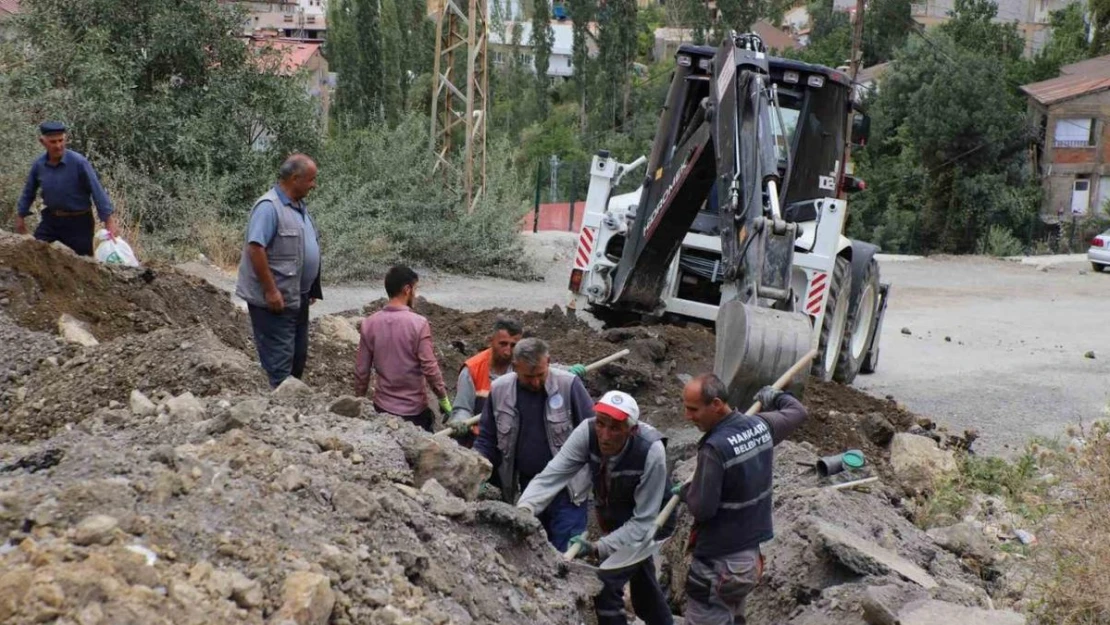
[
  {"xmin": 594, "ymin": 555, "xmax": 673, "ymax": 625},
  {"xmin": 35, "ymin": 212, "xmax": 94, "ymax": 256},
  {"xmin": 374, "ymin": 405, "xmax": 434, "ymax": 432},
  {"xmin": 247, "ymin": 295, "xmax": 310, "ymax": 388}
]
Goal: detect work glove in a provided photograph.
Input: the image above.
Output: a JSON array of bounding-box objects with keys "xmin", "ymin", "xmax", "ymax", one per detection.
[
  {"xmin": 568, "ymin": 364, "xmax": 587, "ymax": 378},
  {"xmin": 448, "ymin": 419, "xmax": 473, "ymax": 438},
  {"xmin": 439, "ymin": 396, "xmax": 453, "ymax": 416},
  {"xmin": 568, "ymin": 533, "xmax": 596, "ymax": 559},
  {"xmin": 755, "ymin": 386, "xmax": 783, "ymax": 410}
]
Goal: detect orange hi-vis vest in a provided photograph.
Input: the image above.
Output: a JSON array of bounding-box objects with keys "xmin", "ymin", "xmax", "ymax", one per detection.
[{"xmin": 463, "ymin": 349, "xmax": 493, "ymax": 435}]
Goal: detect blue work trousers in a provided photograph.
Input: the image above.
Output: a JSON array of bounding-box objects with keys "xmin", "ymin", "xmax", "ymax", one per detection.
[
  {"xmin": 247, "ymin": 294, "xmax": 310, "ymax": 388},
  {"xmin": 35, "ymin": 212, "xmax": 94, "ymax": 256},
  {"xmin": 595, "ymin": 555, "xmax": 673, "ymax": 625},
  {"xmin": 537, "ymin": 489, "xmax": 588, "ymax": 552}
]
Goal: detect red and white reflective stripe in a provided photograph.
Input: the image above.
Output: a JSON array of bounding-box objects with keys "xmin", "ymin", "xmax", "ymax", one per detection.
[
  {"xmin": 575, "ymin": 227, "xmax": 596, "ymax": 268},
  {"xmin": 806, "ymin": 271, "xmax": 828, "ymax": 316}
]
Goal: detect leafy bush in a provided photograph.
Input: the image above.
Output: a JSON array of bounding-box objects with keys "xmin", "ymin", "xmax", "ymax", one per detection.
[
  {"xmin": 310, "ymin": 115, "xmax": 535, "ymax": 282},
  {"xmin": 976, "ymin": 224, "xmax": 1025, "ymax": 257}
]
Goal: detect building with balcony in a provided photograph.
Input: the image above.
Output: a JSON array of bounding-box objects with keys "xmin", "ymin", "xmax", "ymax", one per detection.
[{"xmin": 1022, "ymin": 55, "xmax": 1110, "ymax": 220}]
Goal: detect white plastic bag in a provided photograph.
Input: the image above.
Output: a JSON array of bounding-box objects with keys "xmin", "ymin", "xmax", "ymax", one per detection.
[{"xmin": 94, "ymin": 229, "xmax": 141, "ymax": 267}]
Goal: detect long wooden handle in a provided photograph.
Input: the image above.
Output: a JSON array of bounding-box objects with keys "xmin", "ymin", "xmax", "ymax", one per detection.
[
  {"xmin": 434, "ymin": 349, "xmax": 633, "ymax": 437},
  {"xmin": 651, "ymin": 349, "xmax": 819, "ymax": 529},
  {"xmin": 584, "ymin": 349, "xmax": 631, "ymax": 372},
  {"xmin": 564, "ymin": 541, "xmax": 584, "ymax": 560}
]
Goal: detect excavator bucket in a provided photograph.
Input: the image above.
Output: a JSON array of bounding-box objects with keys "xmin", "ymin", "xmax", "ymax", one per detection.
[{"xmin": 714, "ymin": 301, "xmax": 813, "ymax": 409}]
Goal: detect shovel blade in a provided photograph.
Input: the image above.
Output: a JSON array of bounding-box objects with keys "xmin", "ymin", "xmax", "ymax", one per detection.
[
  {"xmin": 714, "ymin": 301, "xmax": 812, "ymax": 408},
  {"xmin": 599, "ymin": 537, "xmax": 669, "ymax": 571}
]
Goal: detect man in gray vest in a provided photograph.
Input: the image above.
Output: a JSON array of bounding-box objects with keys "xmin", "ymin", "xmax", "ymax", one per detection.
[
  {"xmin": 235, "ymin": 154, "xmax": 323, "ymax": 388},
  {"xmin": 679, "ymin": 374, "xmax": 807, "ymax": 625},
  {"xmin": 472, "ymin": 337, "xmax": 594, "ymax": 551},
  {"xmin": 517, "ymin": 390, "xmax": 673, "ymax": 625}
]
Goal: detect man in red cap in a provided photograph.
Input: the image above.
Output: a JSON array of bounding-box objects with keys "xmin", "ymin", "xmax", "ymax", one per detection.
[{"xmin": 517, "ymin": 390, "xmax": 674, "ymax": 625}]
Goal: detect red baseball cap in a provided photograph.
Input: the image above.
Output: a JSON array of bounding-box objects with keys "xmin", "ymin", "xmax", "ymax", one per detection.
[{"xmin": 595, "ymin": 390, "xmax": 640, "ymax": 424}]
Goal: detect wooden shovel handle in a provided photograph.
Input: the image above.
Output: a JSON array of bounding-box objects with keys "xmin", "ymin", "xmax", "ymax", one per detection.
[
  {"xmin": 564, "ymin": 541, "xmax": 584, "ymax": 560},
  {"xmin": 654, "ymin": 349, "xmax": 819, "ymax": 527}
]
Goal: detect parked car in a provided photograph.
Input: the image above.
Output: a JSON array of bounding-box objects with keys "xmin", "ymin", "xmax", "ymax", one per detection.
[{"xmin": 1089, "ymin": 229, "xmax": 1110, "ymax": 272}]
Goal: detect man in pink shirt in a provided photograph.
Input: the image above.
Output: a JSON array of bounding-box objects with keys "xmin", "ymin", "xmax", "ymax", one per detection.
[{"xmin": 354, "ymin": 265, "xmax": 452, "ymax": 431}]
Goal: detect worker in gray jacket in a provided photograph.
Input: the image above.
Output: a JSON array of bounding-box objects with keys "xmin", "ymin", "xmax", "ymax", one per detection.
[
  {"xmin": 679, "ymin": 373, "xmax": 808, "ymax": 625},
  {"xmin": 473, "ymin": 337, "xmax": 593, "ymax": 551},
  {"xmin": 518, "ymin": 390, "xmax": 673, "ymax": 625}
]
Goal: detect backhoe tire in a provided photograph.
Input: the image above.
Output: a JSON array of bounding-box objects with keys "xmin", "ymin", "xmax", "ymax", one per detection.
[
  {"xmin": 811, "ymin": 256, "xmax": 851, "ymax": 383},
  {"xmin": 834, "ymin": 258, "xmax": 880, "ymax": 383}
]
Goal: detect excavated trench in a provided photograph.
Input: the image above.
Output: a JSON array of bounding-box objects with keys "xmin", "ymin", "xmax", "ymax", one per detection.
[{"xmin": 0, "ymin": 233, "xmax": 1012, "ymax": 625}]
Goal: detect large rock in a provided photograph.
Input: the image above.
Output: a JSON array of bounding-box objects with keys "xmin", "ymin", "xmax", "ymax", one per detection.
[
  {"xmin": 318, "ymin": 315, "xmax": 360, "ymax": 345},
  {"xmin": 400, "ymin": 430, "xmax": 492, "ymax": 501},
  {"xmin": 898, "ymin": 599, "xmax": 1026, "ymax": 625},
  {"xmin": 862, "ymin": 412, "xmax": 897, "ymax": 446},
  {"xmin": 73, "ymin": 514, "xmax": 119, "ymax": 546},
  {"xmin": 927, "ymin": 522, "xmax": 996, "ymax": 563},
  {"xmin": 890, "ymin": 433, "xmax": 958, "ymax": 494},
  {"xmin": 58, "ymin": 313, "xmax": 99, "ymax": 347},
  {"xmin": 811, "ymin": 518, "xmax": 938, "ymax": 589},
  {"xmin": 270, "ymin": 571, "xmax": 335, "ymax": 625},
  {"xmin": 130, "ymin": 390, "xmax": 156, "ymax": 417},
  {"xmin": 230, "ymin": 398, "xmax": 268, "ymax": 424},
  {"xmin": 331, "ymin": 483, "xmax": 381, "ymax": 521},
  {"xmin": 328, "ymin": 396, "xmax": 363, "ymax": 419},
  {"xmin": 166, "ymin": 392, "xmax": 206, "ymax": 421},
  {"xmin": 274, "ymin": 377, "xmax": 312, "ymax": 399}
]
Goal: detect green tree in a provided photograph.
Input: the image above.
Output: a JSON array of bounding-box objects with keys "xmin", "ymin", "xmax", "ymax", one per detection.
[
  {"xmin": 531, "ymin": 0, "xmax": 555, "ymax": 116},
  {"xmin": 327, "ymin": 0, "xmax": 384, "ymax": 127},
  {"xmin": 8, "ymin": 0, "xmax": 318, "ymax": 186},
  {"xmin": 850, "ymin": 33, "xmax": 1036, "ymax": 254}
]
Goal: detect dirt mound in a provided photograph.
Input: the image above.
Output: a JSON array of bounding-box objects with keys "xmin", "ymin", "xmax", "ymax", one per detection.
[
  {"xmin": 1, "ymin": 326, "xmax": 267, "ymax": 443},
  {"xmin": 0, "ymin": 392, "xmax": 597, "ymax": 625},
  {"xmin": 0, "ymin": 233, "xmax": 251, "ymax": 351},
  {"xmin": 347, "ymin": 298, "xmax": 917, "ymax": 461}
]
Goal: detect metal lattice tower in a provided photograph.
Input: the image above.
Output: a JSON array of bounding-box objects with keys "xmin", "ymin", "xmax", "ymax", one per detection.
[{"xmin": 429, "ymin": 0, "xmax": 488, "ymax": 213}]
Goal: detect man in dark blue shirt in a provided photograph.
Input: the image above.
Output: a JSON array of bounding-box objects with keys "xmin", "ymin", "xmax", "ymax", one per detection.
[
  {"xmin": 15, "ymin": 121, "xmax": 117, "ymax": 257},
  {"xmin": 473, "ymin": 338, "xmax": 594, "ymax": 551}
]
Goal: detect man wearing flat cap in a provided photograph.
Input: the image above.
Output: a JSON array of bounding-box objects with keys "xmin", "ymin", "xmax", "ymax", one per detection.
[{"xmin": 15, "ymin": 121, "xmax": 117, "ymax": 256}]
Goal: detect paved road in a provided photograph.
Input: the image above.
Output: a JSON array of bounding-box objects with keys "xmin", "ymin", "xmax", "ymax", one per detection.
[
  {"xmin": 183, "ymin": 234, "xmax": 1110, "ymax": 456},
  {"xmin": 854, "ymin": 255, "xmax": 1110, "ymax": 456}
]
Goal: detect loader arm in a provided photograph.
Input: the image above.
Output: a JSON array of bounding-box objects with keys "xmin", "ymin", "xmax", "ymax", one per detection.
[
  {"xmin": 607, "ymin": 33, "xmax": 816, "ymax": 406},
  {"xmin": 610, "ymin": 34, "xmax": 788, "ymax": 312}
]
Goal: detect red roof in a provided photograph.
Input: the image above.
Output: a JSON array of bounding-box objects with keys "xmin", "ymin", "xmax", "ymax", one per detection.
[
  {"xmin": 1021, "ymin": 73, "xmax": 1110, "ymax": 106},
  {"xmin": 249, "ymin": 37, "xmax": 322, "ymax": 75},
  {"xmin": 0, "ymin": 0, "xmax": 21, "ymax": 16}
]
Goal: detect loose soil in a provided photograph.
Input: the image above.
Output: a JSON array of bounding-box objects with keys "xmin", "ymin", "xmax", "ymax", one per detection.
[{"xmin": 0, "ymin": 232, "xmax": 1012, "ymax": 625}]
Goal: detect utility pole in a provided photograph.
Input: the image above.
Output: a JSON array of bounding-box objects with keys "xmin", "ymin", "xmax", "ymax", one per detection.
[
  {"xmin": 429, "ymin": 0, "xmax": 488, "ymax": 214},
  {"xmin": 849, "ymin": 0, "xmax": 866, "ymax": 83}
]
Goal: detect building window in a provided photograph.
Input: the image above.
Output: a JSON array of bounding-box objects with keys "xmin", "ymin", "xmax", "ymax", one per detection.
[
  {"xmin": 1054, "ymin": 117, "xmax": 1097, "ymax": 148},
  {"xmin": 307, "ymin": 15, "xmax": 316, "ymax": 23},
  {"xmin": 492, "ymin": 51, "xmax": 505, "ymax": 66}
]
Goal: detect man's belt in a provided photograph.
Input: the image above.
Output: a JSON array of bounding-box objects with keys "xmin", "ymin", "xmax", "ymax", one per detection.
[{"xmin": 46, "ymin": 208, "xmax": 92, "ymax": 218}]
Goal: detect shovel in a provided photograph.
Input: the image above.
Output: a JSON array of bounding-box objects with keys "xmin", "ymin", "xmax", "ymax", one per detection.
[
  {"xmin": 598, "ymin": 348, "xmax": 818, "ymax": 572},
  {"xmin": 434, "ymin": 349, "xmax": 632, "ymax": 437}
]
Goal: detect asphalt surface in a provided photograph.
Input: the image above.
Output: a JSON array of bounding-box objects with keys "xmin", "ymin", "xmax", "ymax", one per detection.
[{"xmin": 182, "ymin": 233, "xmax": 1110, "ymax": 457}]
